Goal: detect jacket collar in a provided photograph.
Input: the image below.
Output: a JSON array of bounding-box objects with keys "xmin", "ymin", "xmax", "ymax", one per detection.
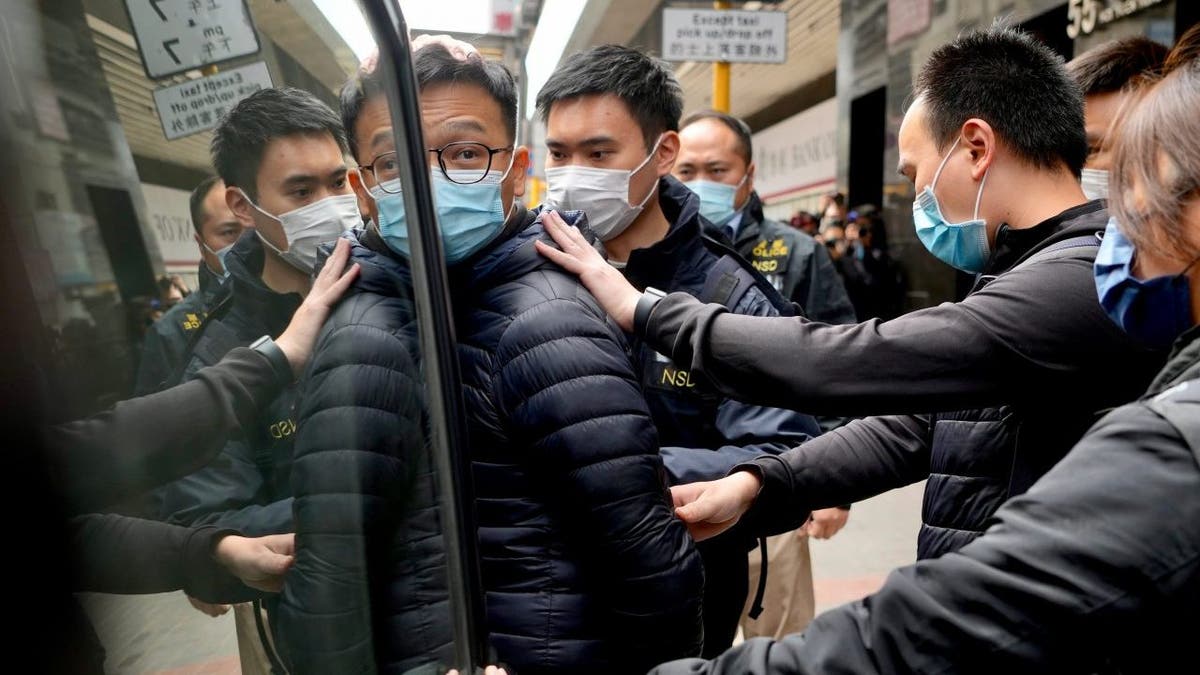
[
  {"xmin": 624, "ymin": 176, "xmax": 711, "ymax": 291},
  {"xmin": 196, "ymin": 261, "xmax": 230, "ymax": 304},
  {"xmin": 985, "ymin": 199, "xmax": 1108, "ymax": 274},
  {"xmin": 350, "ymin": 208, "xmax": 592, "ymax": 295},
  {"xmin": 221, "ymin": 230, "xmax": 302, "ymax": 334}
]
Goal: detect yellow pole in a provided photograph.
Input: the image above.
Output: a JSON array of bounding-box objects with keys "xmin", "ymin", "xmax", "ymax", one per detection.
[{"xmin": 713, "ymin": 0, "xmax": 730, "ymax": 112}]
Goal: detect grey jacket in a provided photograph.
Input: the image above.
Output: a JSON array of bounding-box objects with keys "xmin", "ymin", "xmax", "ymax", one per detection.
[
  {"xmin": 650, "ymin": 325, "xmax": 1200, "ymax": 675},
  {"xmin": 644, "ymin": 202, "xmax": 1165, "ymax": 558},
  {"xmin": 717, "ymin": 192, "xmax": 855, "ymax": 324}
]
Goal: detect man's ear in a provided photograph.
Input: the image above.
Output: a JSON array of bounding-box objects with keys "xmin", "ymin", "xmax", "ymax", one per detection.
[
  {"xmin": 225, "ymin": 186, "xmax": 257, "ymax": 229},
  {"xmin": 960, "ymin": 118, "xmax": 996, "ymax": 181},
  {"xmin": 348, "ymin": 169, "xmax": 374, "ymax": 220},
  {"xmin": 656, "ymin": 130, "xmax": 680, "ymax": 177},
  {"xmin": 511, "ymin": 146, "xmax": 530, "ymax": 199},
  {"xmin": 746, "ymin": 161, "xmax": 757, "ymax": 190}
]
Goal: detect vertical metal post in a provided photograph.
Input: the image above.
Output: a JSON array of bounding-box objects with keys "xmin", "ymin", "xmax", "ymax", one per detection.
[
  {"xmin": 361, "ymin": 1, "xmax": 490, "ymax": 671},
  {"xmin": 713, "ymin": 0, "xmax": 731, "ymax": 112}
]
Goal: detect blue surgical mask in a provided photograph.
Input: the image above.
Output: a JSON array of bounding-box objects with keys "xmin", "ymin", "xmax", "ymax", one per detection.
[
  {"xmin": 202, "ymin": 241, "xmax": 234, "ymax": 280},
  {"xmin": 913, "ymin": 148, "xmax": 991, "ymax": 273},
  {"xmin": 686, "ymin": 176, "xmax": 748, "ymax": 226},
  {"xmin": 1093, "ymin": 219, "xmax": 1197, "ymax": 349},
  {"xmin": 370, "ymin": 159, "xmax": 514, "ymax": 265}
]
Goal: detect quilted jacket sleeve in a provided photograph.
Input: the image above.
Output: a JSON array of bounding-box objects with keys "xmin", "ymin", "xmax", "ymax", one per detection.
[
  {"xmin": 274, "ymin": 293, "xmax": 452, "ymax": 675},
  {"xmin": 494, "ymin": 276, "xmax": 706, "ymax": 673}
]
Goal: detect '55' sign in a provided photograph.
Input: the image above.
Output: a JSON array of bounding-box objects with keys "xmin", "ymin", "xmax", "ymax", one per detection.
[{"xmin": 1067, "ymin": 0, "xmax": 1101, "ymax": 39}]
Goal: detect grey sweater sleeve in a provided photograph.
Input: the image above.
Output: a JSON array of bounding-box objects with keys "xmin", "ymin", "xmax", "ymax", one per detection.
[
  {"xmin": 643, "ymin": 255, "xmax": 1119, "ymax": 417},
  {"xmin": 738, "ymin": 414, "xmax": 933, "ymax": 536},
  {"xmin": 46, "ymin": 347, "xmax": 286, "ymax": 513},
  {"xmin": 650, "ymin": 402, "xmax": 1200, "ymax": 675}
]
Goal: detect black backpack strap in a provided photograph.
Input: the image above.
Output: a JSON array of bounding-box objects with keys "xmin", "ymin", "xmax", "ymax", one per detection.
[
  {"xmin": 699, "ymin": 234, "xmax": 796, "ymax": 316},
  {"xmin": 973, "ymin": 233, "xmax": 1102, "ymax": 294},
  {"xmin": 165, "ymin": 293, "xmax": 236, "ymax": 387},
  {"xmin": 698, "ymin": 254, "xmax": 752, "ymax": 308},
  {"xmin": 1147, "ymin": 379, "xmax": 1200, "ymax": 461},
  {"xmin": 1015, "ymin": 233, "xmax": 1103, "ymax": 268}
]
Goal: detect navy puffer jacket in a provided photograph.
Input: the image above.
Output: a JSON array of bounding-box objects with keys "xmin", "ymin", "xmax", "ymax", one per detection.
[
  {"xmin": 455, "ymin": 210, "xmax": 703, "ymax": 674},
  {"xmin": 275, "ymin": 229, "xmax": 452, "ymax": 674},
  {"xmin": 279, "ymin": 212, "xmax": 704, "ymax": 675}
]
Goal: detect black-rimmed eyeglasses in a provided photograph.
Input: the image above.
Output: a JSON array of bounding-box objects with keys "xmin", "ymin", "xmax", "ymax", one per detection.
[{"xmin": 362, "ymin": 142, "xmax": 514, "ymax": 193}]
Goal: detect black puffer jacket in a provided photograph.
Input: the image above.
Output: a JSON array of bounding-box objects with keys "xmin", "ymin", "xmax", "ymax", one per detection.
[
  {"xmin": 275, "ymin": 228, "xmax": 447, "ymax": 675},
  {"xmin": 460, "ymin": 211, "xmax": 703, "ymax": 674},
  {"xmin": 279, "ymin": 212, "xmax": 704, "ymax": 675}
]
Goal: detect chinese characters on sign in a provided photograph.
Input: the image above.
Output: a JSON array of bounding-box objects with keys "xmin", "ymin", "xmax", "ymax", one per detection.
[
  {"xmin": 125, "ymin": 0, "xmax": 260, "ymax": 79},
  {"xmin": 152, "ymin": 61, "xmax": 272, "ymax": 140},
  {"xmin": 661, "ymin": 8, "xmax": 788, "ymax": 64}
]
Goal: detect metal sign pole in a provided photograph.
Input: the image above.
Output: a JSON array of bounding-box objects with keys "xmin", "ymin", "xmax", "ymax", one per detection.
[{"xmin": 713, "ymin": 0, "xmax": 731, "ymax": 112}]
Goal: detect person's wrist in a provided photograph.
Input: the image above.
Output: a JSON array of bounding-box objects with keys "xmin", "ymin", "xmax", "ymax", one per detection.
[
  {"xmin": 633, "ymin": 287, "xmax": 667, "ymax": 335},
  {"xmin": 250, "ymin": 335, "xmax": 295, "ymax": 384},
  {"xmin": 730, "ymin": 467, "xmax": 763, "ymax": 505}
]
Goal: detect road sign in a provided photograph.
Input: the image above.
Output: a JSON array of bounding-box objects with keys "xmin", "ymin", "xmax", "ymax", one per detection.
[
  {"xmin": 124, "ymin": 0, "xmax": 261, "ymax": 79},
  {"xmin": 661, "ymin": 8, "xmax": 788, "ymax": 64},
  {"xmin": 153, "ymin": 60, "xmax": 272, "ymax": 140}
]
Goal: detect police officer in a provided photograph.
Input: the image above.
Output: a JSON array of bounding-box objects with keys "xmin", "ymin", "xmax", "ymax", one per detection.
[
  {"xmin": 675, "ymin": 110, "xmax": 856, "ymax": 325},
  {"xmin": 535, "ymin": 45, "xmax": 821, "ymax": 655},
  {"xmin": 133, "ymin": 176, "xmax": 241, "ymax": 395}
]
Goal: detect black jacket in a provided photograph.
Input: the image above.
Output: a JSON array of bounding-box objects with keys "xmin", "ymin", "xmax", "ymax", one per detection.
[
  {"xmin": 621, "ymin": 178, "xmax": 820, "ymax": 656},
  {"xmin": 624, "ymin": 179, "xmax": 821, "ymax": 487},
  {"xmin": 650, "ymin": 325, "xmax": 1200, "ymax": 675},
  {"xmin": 49, "ymin": 346, "xmax": 287, "ymax": 603},
  {"xmin": 279, "ymin": 212, "xmax": 704, "ymax": 675},
  {"xmin": 156, "ymin": 231, "xmax": 301, "ymax": 537},
  {"xmin": 134, "ymin": 263, "xmax": 231, "ymax": 395},
  {"xmin": 273, "ymin": 227, "xmax": 447, "ymax": 675},
  {"xmin": 644, "ymin": 201, "xmax": 1165, "ymax": 558},
  {"xmin": 717, "ymin": 192, "xmax": 856, "ymax": 324}
]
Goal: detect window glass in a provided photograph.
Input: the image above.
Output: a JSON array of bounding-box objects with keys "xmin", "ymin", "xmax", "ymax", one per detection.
[{"xmin": 0, "ymin": 1, "xmax": 471, "ymax": 671}]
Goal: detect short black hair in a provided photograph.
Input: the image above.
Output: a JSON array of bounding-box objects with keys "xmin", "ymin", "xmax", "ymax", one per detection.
[
  {"xmin": 188, "ymin": 175, "xmax": 222, "ymax": 235},
  {"xmin": 537, "ymin": 44, "xmax": 682, "ymax": 150},
  {"xmin": 1067, "ymin": 36, "xmax": 1168, "ymax": 95},
  {"xmin": 681, "ymin": 110, "xmax": 753, "ymax": 163},
  {"xmin": 339, "ymin": 45, "xmax": 518, "ymax": 163},
  {"xmin": 210, "ymin": 87, "xmax": 348, "ymax": 200},
  {"xmin": 914, "ymin": 26, "xmax": 1088, "ymax": 177}
]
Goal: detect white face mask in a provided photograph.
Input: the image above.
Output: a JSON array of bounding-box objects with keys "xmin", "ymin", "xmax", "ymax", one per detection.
[
  {"xmin": 238, "ymin": 189, "xmax": 361, "ymax": 273},
  {"xmin": 1080, "ymin": 168, "xmax": 1109, "ymax": 201},
  {"xmin": 543, "ymin": 136, "xmax": 663, "ymax": 241}
]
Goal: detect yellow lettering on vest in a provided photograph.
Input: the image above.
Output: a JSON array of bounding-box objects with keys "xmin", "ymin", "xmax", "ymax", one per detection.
[{"xmin": 269, "ymin": 419, "xmax": 297, "ymax": 439}]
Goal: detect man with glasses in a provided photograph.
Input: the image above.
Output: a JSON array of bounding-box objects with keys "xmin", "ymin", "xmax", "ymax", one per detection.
[{"xmin": 274, "ymin": 44, "xmax": 703, "ymax": 675}]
